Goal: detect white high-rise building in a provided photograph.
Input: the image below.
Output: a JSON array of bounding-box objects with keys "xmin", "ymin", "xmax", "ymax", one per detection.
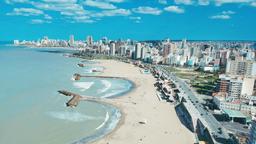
[
  {"xmin": 135, "ymin": 43, "xmax": 141, "ymax": 59},
  {"xmin": 13, "ymin": 40, "xmax": 19, "ymax": 45},
  {"xmin": 141, "ymin": 47, "xmax": 146, "ymax": 60},
  {"xmin": 110, "ymin": 43, "xmax": 115, "ymax": 56},
  {"xmin": 241, "ymin": 77, "xmax": 255, "ymax": 97},
  {"xmin": 228, "ymin": 79, "xmax": 243, "ymax": 99},
  {"xmin": 120, "ymin": 46, "xmax": 126, "ymax": 56},
  {"xmin": 69, "ymin": 35, "xmax": 74, "ymax": 45}
]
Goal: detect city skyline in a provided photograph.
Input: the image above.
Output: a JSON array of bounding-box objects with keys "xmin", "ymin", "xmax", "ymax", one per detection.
[{"xmin": 0, "ymin": 0, "xmax": 256, "ymax": 41}]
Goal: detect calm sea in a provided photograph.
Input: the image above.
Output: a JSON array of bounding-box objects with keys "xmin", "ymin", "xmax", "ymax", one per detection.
[{"xmin": 0, "ymin": 45, "xmax": 133, "ymax": 144}]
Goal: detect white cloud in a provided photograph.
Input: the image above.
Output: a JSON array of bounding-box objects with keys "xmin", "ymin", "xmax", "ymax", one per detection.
[
  {"xmin": 7, "ymin": 8, "xmax": 44, "ymax": 16},
  {"xmin": 42, "ymin": 0, "xmax": 77, "ymax": 2},
  {"xmin": 129, "ymin": 16, "xmax": 141, "ymax": 20},
  {"xmin": 71, "ymin": 15, "xmax": 95, "ymax": 23},
  {"xmin": 174, "ymin": 0, "xmax": 194, "ymax": 5},
  {"xmin": 106, "ymin": 0, "xmax": 125, "ymax": 3},
  {"xmin": 84, "ymin": 0, "xmax": 116, "ymax": 9},
  {"xmin": 32, "ymin": 1, "xmax": 87, "ymax": 16},
  {"xmin": 215, "ymin": 0, "xmax": 253, "ymax": 6},
  {"xmin": 164, "ymin": 5, "xmax": 185, "ymax": 13},
  {"xmin": 210, "ymin": 10, "xmax": 235, "ymax": 19},
  {"xmin": 5, "ymin": 0, "xmax": 29, "ymax": 4},
  {"xmin": 31, "ymin": 19, "xmax": 51, "ymax": 24},
  {"xmin": 72, "ymin": 19, "xmax": 95, "ymax": 23},
  {"xmin": 44, "ymin": 14, "xmax": 52, "ymax": 20},
  {"xmin": 222, "ymin": 10, "xmax": 235, "ymax": 14},
  {"xmin": 210, "ymin": 14, "xmax": 231, "ymax": 19},
  {"xmin": 159, "ymin": 0, "xmax": 168, "ymax": 4},
  {"xmin": 32, "ymin": 1, "xmax": 89, "ymax": 23},
  {"xmin": 129, "ymin": 16, "xmax": 141, "ymax": 23},
  {"xmin": 92, "ymin": 8, "xmax": 131, "ymax": 17},
  {"xmin": 198, "ymin": 0, "xmax": 210, "ymax": 5},
  {"xmin": 251, "ymin": 1, "xmax": 256, "ymax": 6},
  {"xmin": 132, "ymin": 6, "xmax": 162, "ymax": 15}
]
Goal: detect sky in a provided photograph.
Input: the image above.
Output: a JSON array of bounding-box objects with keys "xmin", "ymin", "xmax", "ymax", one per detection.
[{"xmin": 0, "ymin": 0, "xmax": 256, "ymax": 41}]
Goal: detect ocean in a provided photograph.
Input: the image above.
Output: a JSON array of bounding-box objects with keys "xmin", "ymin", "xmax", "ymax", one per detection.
[{"xmin": 0, "ymin": 45, "xmax": 133, "ymax": 144}]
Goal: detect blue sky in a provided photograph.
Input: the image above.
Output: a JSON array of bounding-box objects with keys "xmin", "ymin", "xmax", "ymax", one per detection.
[{"xmin": 0, "ymin": 0, "xmax": 256, "ymax": 41}]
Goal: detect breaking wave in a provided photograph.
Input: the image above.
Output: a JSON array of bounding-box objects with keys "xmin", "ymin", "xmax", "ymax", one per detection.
[
  {"xmin": 97, "ymin": 80, "xmax": 111, "ymax": 94},
  {"xmin": 47, "ymin": 111, "xmax": 103, "ymax": 122},
  {"xmin": 73, "ymin": 82, "xmax": 94, "ymax": 91}
]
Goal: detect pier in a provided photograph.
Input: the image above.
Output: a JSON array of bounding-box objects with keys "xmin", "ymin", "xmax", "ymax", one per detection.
[
  {"xmin": 58, "ymin": 90, "xmax": 116, "ymax": 107},
  {"xmin": 73, "ymin": 73, "xmax": 125, "ymax": 81}
]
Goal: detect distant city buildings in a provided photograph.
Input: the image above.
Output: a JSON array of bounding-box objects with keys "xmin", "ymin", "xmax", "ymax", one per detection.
[
  {"xmin": 13, "ymin": 36, "xmax": 256, "ymax": 143},
  {"xmin": 14, "ymin": 36, "xmax": 255, "ymax": 73}
]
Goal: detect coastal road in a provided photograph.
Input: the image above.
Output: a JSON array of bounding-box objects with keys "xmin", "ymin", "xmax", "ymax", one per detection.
[{"xmin": 157, "ymin": 66, "xmax": 232, "ymax": 143}]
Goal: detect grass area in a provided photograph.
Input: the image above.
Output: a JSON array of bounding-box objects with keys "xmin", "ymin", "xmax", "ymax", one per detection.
[
  {"xmin": 163, "ymin": 66, "xmax": 218, "ymax": 96},
  {"xmin": 73, "ymin": 53, "xmax": 129, "ymax": 61},
  {"xmin": 191, "ymin": 75, "xmax": 218, "ymax": 95},
  {"xmin": 165, "ymin": 67, "xmax": 181, "ymax": 73},
  {"xmin": 175, "ymin": 73, "xmax": 195, "ymax": 79}
]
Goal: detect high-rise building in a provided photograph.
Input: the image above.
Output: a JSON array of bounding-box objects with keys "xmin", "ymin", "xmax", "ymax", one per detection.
[
  {"xmin": 163, "ymin": 42, "xmax": 175, "ymax": 57},
  {"xmin": 217, "ymin": 75, "xmax": 231, "ymax": 94},
  {"xmin": 141, "ymin": 47, "xmax": 145, "ymax": 60},
  {"xmin": 228, "ymin": 79, "xmax": 243, "ymax": 99},
  {"xmin": 110, "ymin": 42, "xmax": 115, "ymax": 56},
  {"xmin": 246, "ymin": 61, "xmax": 256, "ymax": 76},
  {"xmin": 87, "ymin": 36, "xmax": 93, "ymax": 46},
  {"xmin": 226, "ymin": 60, "xmax": 256, "ymax": 76},
  {"xmin": 120, "ymin": 46, "xmax": 126, "ymax": 56},
  {"xmin": 181, "ymin": 38, "xmax": 187, "ymax": 49},
  {"xmin": 13, "ymin": 40, "xmax": 19, "ymax": 45},
  {"xmin": 241, "ymin": 77, "xmax": 255, "ymax": 97},
  {"xmin": 217, "ymin": 75, "xmax": 256, "ymax": 100},
  {"xmin": 135, "ymin": 43, "xmax": 141, "ymax": 59},
  {"xmin": 69, "ymin": 35, "xmax": 74, "ymax": 45}
]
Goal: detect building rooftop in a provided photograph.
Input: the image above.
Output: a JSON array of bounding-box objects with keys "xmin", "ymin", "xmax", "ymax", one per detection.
[{"xmin": 222, "ymin": 108, "xmax": 247, "ymax": 118}]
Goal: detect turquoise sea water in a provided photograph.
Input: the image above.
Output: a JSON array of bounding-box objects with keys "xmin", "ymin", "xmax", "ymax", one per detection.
[{"xmin": 0, "ymin": 45, "xmax": 133, "ymax": 144}]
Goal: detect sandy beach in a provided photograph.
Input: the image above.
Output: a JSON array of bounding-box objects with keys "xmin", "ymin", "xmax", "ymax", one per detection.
[{"xmin": 91, "ymin": 60, "xmax": 195, "ymax": 144}]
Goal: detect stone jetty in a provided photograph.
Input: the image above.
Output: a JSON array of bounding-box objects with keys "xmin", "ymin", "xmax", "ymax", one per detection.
[
  {"xmin": 72, "ymin": 73, "xmax": 124, "ymax": 81},
  {"xmin": 58, "ymin": 90, "xmax": 115, "ymax": 107}
]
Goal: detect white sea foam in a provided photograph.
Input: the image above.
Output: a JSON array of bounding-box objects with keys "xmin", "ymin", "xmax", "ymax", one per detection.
[
  {"xmin": 97, "ymin": 80, "xmax": 111, "ymax": 94},
  {"xmin": 84, "ymin": 68, "xmax": 93, "ymax": 73},
  {"xmin": 47, "ymin": 111, "xmax": 103, "ymax": 122},
  {"xmin": 71, "ymin": 76, "xmax": 75, "ymax": 81},
  {"xmin": 102, "ymin": 90, "xmax": 124, "ymax": 98},
  {"xmin": 96, "ymin": 112, "xmax": 109, "ymax": 130},
  {"xmin": 73, "ymin": 82, "xmax": 94, "ymax": 91}
]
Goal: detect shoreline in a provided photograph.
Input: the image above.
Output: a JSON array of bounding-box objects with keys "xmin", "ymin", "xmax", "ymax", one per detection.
[
  {"xmin": 89, "ymin": 60, "xmax": 195, "ymax": 144},
  {"xmin": 71, "ymin": 101, "xmax": 123, "ymax": 144},
  {"xmin": 68, "ymin": 69, "xmax": 137, "ymax": 144}
]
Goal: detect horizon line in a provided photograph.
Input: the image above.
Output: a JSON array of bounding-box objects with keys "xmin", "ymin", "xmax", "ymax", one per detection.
[{"xmin": 1, "ymin": 39, "xmax": 256, "ymax": 42}]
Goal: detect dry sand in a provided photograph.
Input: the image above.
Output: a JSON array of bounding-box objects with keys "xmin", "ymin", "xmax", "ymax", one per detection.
[{"xmin": 91, "ymin": 60, "xmax": 195, "ymax": 144}]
